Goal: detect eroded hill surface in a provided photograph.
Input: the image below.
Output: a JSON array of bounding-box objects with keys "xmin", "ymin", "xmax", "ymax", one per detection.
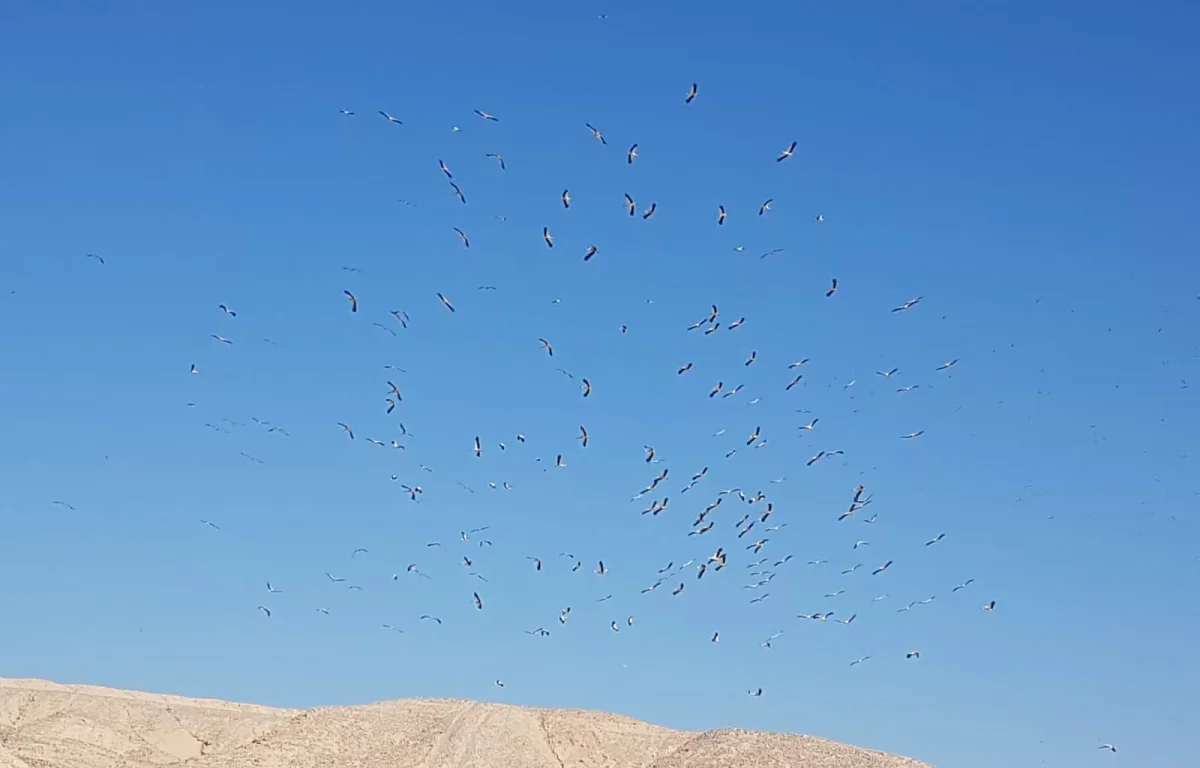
[{"xmin": 0, "ymin": 678, "xmax": 934, "ymax": 768}]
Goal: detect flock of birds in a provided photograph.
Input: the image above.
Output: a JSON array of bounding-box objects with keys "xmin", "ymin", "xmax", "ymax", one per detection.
[{"xmin": 67, "ymin": 83, "xmax": 1126, "ymax": 759}]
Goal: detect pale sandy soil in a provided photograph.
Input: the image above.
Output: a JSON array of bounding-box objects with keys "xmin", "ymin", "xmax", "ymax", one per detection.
[{"xmin": 0, "ymin": 678, "xmax": 935, "ymax": 768}]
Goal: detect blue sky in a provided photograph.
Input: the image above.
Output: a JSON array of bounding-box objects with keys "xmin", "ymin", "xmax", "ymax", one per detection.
[{"xmin": 2, "ymin": 1, "xmax": 1198, "ymax": 766}]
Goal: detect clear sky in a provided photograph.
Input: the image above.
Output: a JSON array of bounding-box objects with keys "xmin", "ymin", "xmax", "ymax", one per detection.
[{"xmin": 1, "ymin": 2, "xmax": 1198, "ymax": 767}]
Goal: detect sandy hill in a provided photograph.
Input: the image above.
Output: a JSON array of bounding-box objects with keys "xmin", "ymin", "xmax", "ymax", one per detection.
[{"xmin": 0, "ymin": 678, "xmax": 934, "ymax": 768}]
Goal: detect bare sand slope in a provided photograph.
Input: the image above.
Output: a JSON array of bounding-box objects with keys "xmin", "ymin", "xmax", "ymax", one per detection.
[{"xmin": 0, "ymin": 678, "xmax": 934, "ymax": 768}]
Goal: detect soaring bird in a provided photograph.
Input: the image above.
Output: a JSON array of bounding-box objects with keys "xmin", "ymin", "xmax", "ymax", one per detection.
[
  {"xmin": 826, "ymin": 279, "xmax": 838, "ymax": 297},
  {"xmin": 453, "ymin": 228, "xmax": 470, "ymax": 248},
  {"xmin": 474, "ymin": 109, "xmax": 499, "ymax": 121},
  {"xmin": 219, "ymin": 304, "xmax": 237, "ymax": 316},
  {"xmin": 343, "ymin": 290, "xmax": 358, "ymax": 312},
  {"xmin": 473, "ymin": 592, "xmax": 484, "ymax": 609},
  {"xmin": 562, "ymin": 190, "xmax": 571, "ymax": 208},
  {"xmin": 543, "ymin": 227, "xmax": 554, "ymax": 248},
  {"xmin": 892, "ymin": 296, "xmax": 923, "ymax": 312},
  {"xmin": 685, "ymin": 83, "xmax": 698, "ymax": 103},
  {"xmin": 449, "ymin": 181, "xmax": 466, "ymax": 204},
  {"xmin": 439, "ymin": 159, "xmax": 453, "ymax": 179},
  {"xmin": 758, "ymin": 199, "xmax": 773, "ymax": 216},
  {"xmin": 337, "ymin": 422, "xmax": 354, "ymax": 440},
  {"xmin": 437, "ymin": 292, "xmax": 456, "ymax": 312},
  {"xmin": 624, "ymin": 193, "xmax": 636, "ymax": 216},
  {"xmin": 378, "ymin": 110, "xmax": 403, "ymax": 124},
  {"xmin": 581, "ymin": 379, "xmax": 592, "ymax": 397},
  {"xmin": 776, "ymin": 141, "xmax": 797, "ymax": 162},
  {"xmin": 627, "ymin": 144, "xmax": 638, "ymax": 164},
  {"xmin": 538, "ymin": 338, "xmax": 554, "ymax": 356},
  {"xmin": 642, "ymin": 203, "xmax": 657, "ymax": 219},
  {"xmin": 718, "ymin": 205, "xmax": 726, "ymax": 225},
  {"xmin": 474, "ymin": 436, "xmax": 482, "ymax": 457},
  {"xmin": 584, "ymin": 246, "xmax": 598, "ymax": 262},
  {"xmin": 585, "ymin": 123, "xmax": 607, "ymax": 144},
  {"xmin": 485, "ymin": 153, "xmax": 506, "ymax": 170}
]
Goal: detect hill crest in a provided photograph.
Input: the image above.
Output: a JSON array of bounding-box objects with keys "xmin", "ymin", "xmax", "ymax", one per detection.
[{"xmin": 0, "ymin": 678, "xmax": 935, "ymax": 768}]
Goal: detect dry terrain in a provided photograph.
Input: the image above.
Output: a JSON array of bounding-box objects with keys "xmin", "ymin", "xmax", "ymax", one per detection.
[{"xmin": 0, "ymin": 678, "xmax": 934, "ymax": 768}]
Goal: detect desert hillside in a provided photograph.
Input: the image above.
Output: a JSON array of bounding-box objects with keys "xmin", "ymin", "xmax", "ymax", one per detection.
[{"xmin": 0, "ymin": 678, "xmax": 934, "ymax": 768}]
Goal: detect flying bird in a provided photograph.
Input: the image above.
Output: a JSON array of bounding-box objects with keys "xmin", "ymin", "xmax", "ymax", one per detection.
[
  {"xmin": 449, "ymin": 181, "xmax": 466, "ymax": 204},
  {"xmin": 437, "ymin": 293, "xmax": 456, "ymax": 312},
  {"xmin": 826, "ymin": 279, "xmax": 838, "ymax": 297},
  {"xmin": 474, "ymin": 109, "xmax": 499, "ymax": 121},
  {"xmin": 584, "ymin": 246, "xmax": 598, "ymax": 261},
  {"xmin": 776, "ymin": 141, "xmax": 797, "ymax": 162},
  {"xmin": 543, "ymin": 227, "xmax": 554, "ymax": 248},
  {"xmin": 485, "ymin": 153, "xmax": 506, "ymax": 170},
  {"xmin": 343, "ymin": 290, "xmax": 358, "ymax": 313},
  {"xmin": 585, "ymin": 123, "xmax": 607, "ymax": 144},
  {"xmin": 453, "ymin": 228, "xmax": 470, "ymax": 248},
  {"xmin": 892, "ymin": 296, "xmax": 923, "ymax": 312},
  {"xmin": 257, "ymin": 605, "xmax": 271, "ymax": 617},
  {"xmin": 562, "ymin": 190, "xmax": 571, "ymax": 208},
  {"xmin": 581, "ymin": 379, "xmax": 591, "ymax": 397},
  {"xmin": 627, "ymin": 144, "xmax": 638, "ymax": 164},
  {"xmin": 717, "ymin": 205, "xmax": 726, "ymax": 225},
  {"xmin": 337, "ymin": 423, "xmax": 354, "ymax": 440},
  {"xmin": 642, "ymin": 203, "xmax": 657, "ymax": 219},
  {"xmin": 439, "ymin": 159, "xmax": 453, "ymax": 179},
  {"xmin": 218, "ymin": 304, "xmax": 237, "ymax": 316},
  {"xmin": 538, "ymin": 338, "xmax": 554, "ymax": 356},
  {"xmin": 758, "ymin": 199, "xmax": 773, "ymax": 216},
  {"xmin": 378, "ymin": 110, "xmax": 403, "ymax": 124},
  {"xmin": 624, "ymin": 193, "xmax": 636, "ymax": 216},
  {"xmin": 685, "ymin": 83, "xmax": 698, "ymax": 103},
  {"xmin": 86, "ymin": 253, "xmax": 105, "ymax": 264}
]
